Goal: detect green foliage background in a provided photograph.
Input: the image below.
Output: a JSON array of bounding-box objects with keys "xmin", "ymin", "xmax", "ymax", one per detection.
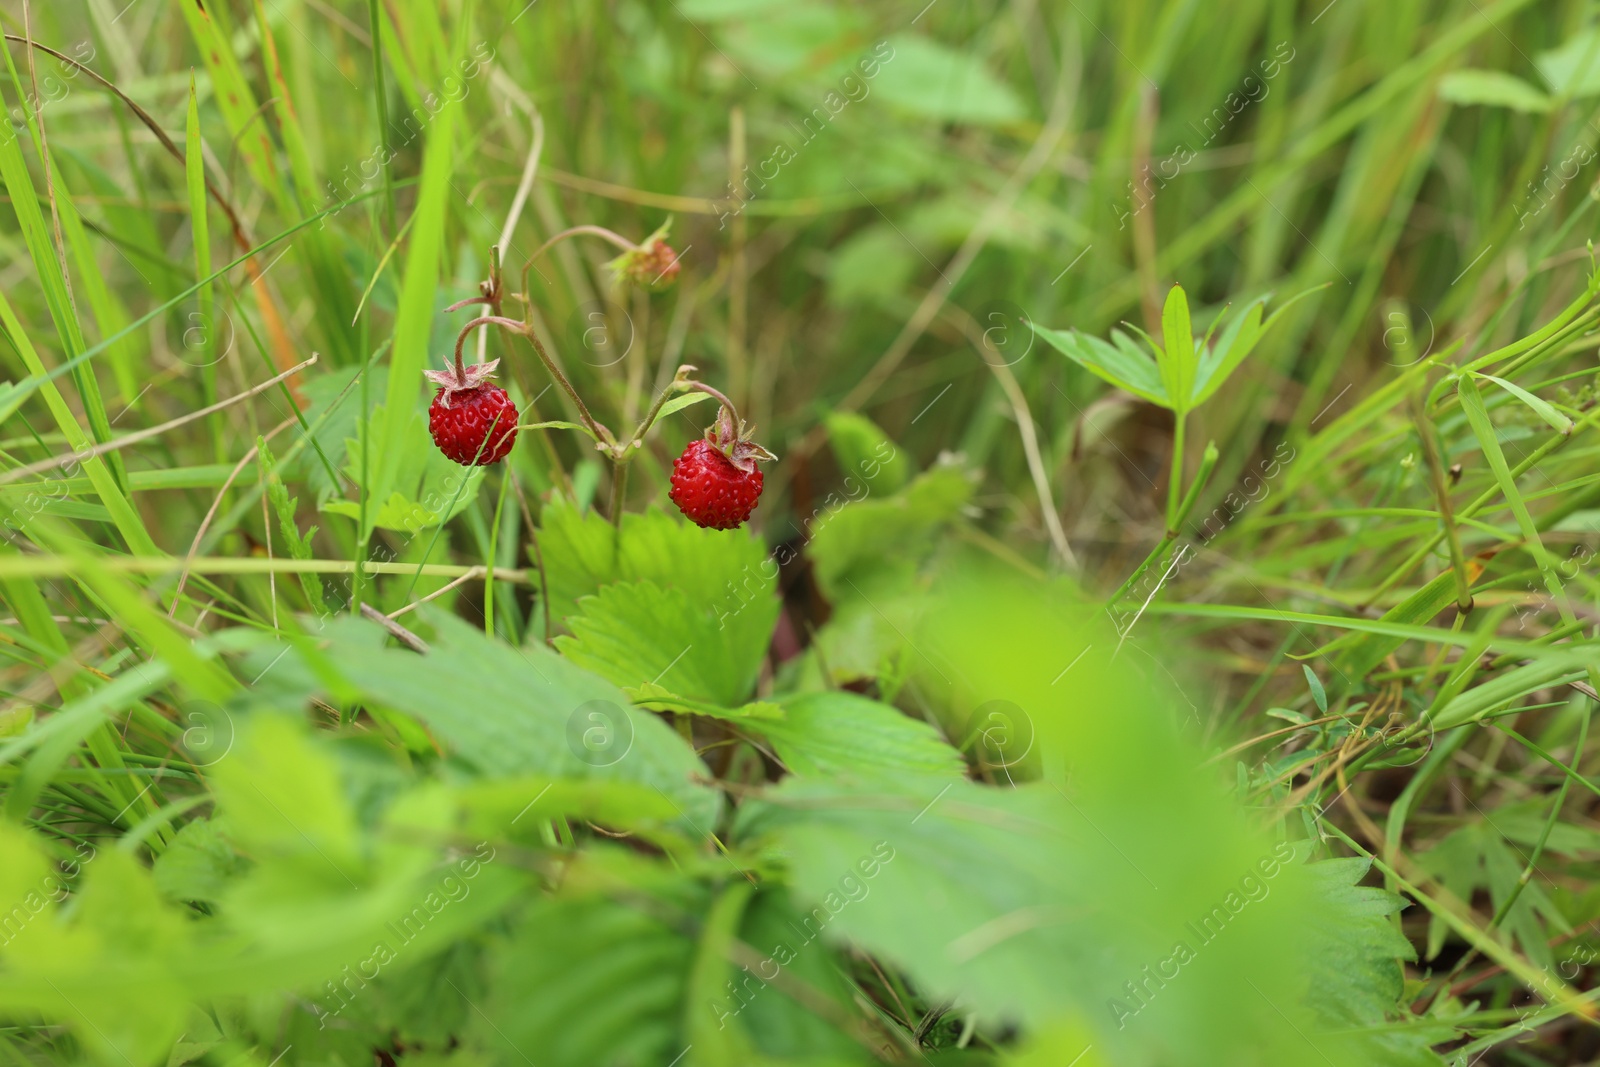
[{"xmin": 0, "ymin": 1, "xmax": 1599, "ymax": 1065}]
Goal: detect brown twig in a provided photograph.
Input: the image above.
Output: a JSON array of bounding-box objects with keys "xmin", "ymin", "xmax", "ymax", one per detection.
[{"xmin": 360, "ymin": 603, "xmax": 429, "ymax": 653}]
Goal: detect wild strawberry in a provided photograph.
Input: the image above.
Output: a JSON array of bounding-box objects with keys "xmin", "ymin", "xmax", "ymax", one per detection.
[
  {"xmin": 607, "ymin": 222, "xmax": 681, "ymax": 291},
  {"xmin": 424, "ymin": 359, "xmax": 518, "ymax": 466},
  {"xmin": 668, "ymin": 405, "xmax": 776, "ymax": 530}
]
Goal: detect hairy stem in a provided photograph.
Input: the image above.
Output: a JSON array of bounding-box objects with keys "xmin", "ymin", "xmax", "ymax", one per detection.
[
  {"xmin": 519, "ymin": 225, "xmax": 641, "ymax": 308},
  {"xmin": 453, "ymin": 316, "xmax": 612, "ymax": 449}
]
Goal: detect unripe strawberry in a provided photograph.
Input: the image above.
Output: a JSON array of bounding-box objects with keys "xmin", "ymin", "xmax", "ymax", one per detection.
[
  {"xmin": 607, "ymin": 222, "xmax": 681, "ymax": 291},
  {"xmin": 424, "ymin": 359, "xmax": 518, "ymax": 466},
  {"xmin": 668, "ymin": 405, "xmax": 775, "ymax": 530}
]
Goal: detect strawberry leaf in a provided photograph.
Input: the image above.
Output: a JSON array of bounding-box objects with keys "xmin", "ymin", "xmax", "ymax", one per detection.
[
  {"xmin": 750, "ymin": 691, "xmax": 965, "ymax": 782},
  {"xmin": 558, "ymin": 579, "xmax": 776, "ymax": 710},
  {"xmin": 538, "ymin": 502, "xmax": 777, "ymax": 630}
]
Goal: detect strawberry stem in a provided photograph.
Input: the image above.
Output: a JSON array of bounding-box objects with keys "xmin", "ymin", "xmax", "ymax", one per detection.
[
  {"xmin": 684, "ymin": 381, "xmax": 741, "ymax": 430},
  {"xmin": 451, "ymin": 315, "xmax": 613, "ymax": 450},
  {"xmin": 517, "ymin": 225, "xmax": 641, "ymax": 313},
  {"xmin": 622, "ymin": 364, "xmax": 696, "ymax": 453}
]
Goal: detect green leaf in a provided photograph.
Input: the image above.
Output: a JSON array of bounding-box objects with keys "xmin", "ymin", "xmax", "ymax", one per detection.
[
  {"xmin": 0, "ymin": 841, "xmax": 192, "ymax": 1066},
  {"xmin": 628, "ymin": 684, "xmax": 785, "ymax": 721},
  {"xmin": 808, "ymin": 463, "xmax": 973, "ymax": 603},
  {"xmin": 1536, "ymin": 31, "xmax": 1600, "ymax": 97},
  {"xmin": 824, "ymin": 412, "xmax": 911, "ymax": 494},
  {"xmin": 1190, "ymin": 285, "xmax": 1321, "ymax": 407},
  {"xmin": 1326, "ymin": 568, "xmax": 1457, "ymax": 677},
  {"xmin": 480, "ymin": 857, "xmax": 706, "ymax": 1067},
  {"xmin": 677, "ymin": 0, "xmax": 787, "ymax": 17},
  {"xmin": 259, "ymin": 438, "xmax": 327, "ymax": 614},
  {"xmin": 1439, "ymin": 69, "xmax": 1552, "ymax": 111},
  {"xmin": 538, "ymin": 501, "xmax": 775, "ymax": 628},
  {"xmin": 828, "ymin": 226, "xmax": 918, "ymax": 308},
  {"xmin": 209, "ymin": 714, "xmax": 366, "ymax": 899},
  {"xmin": 1432, "ymin": 653, "xmax": 1592, "ymax": 731},
  {"xmin": 1476, "ymin": 373, "xmax": 1573, "ymax": 434},
  {"xmin": 1031, "ymin": 322, "xmax": 1171, "ymax": 407},
  {"xmin": 152, "ymin": 818, "xmax": 246, "ymax": 905},
  {"xmin": 718, "ymin": 5, "xmax": 864, "ymax": 78},
  {"xmin": 260, "ymin": 612, "xmax": 722, "ymax": 829},
  {"xmin": 1159, "ymin": 284, "xmax": 1196, "ymax": 414},
  {"xmin": 1303, "ymin": 665, "xmax": 1328, "ymax": 714},
  {"xmin": 0, "ymin": 170, "xmax": 151, "ymax": 553},
  {"xmin": 654, "ymin": 390, "xmax": 716, "ymax": 422},
  {"xmin": 734, "ymin": 889, "xmax": 872, "ymax": 1061},
  {"xmin": 738, "ymin": 778, "xmax": 1346, "ymax": 1065},
  {"xmin": 1418, "ymin": 823, "xmax": 1569, "ymax": 970},
  {"xmin": 1295, "ymin": 858, "xmax": 1449, "ymax": 1065},
  {"xmin": 322, "ymin": 405, "xmax": 485, "ymax": 534},
  {"xmin": 557, "ymin": 579, "xmax": 777, "ymax": 710},
  {"xmin": 372, "ymin": 94, "xmax": 456, "ymax": 518},
  {"xmin": 747, "ymin": 691, "xmax": 965, "ymax": 781},
  {"xmin": 1190, "ymin": 299, "xmax": 1265, "ymax": 406},
  {"xmin": 872, "ymin": 35, "xmax": 1026, "ymax": 125}
]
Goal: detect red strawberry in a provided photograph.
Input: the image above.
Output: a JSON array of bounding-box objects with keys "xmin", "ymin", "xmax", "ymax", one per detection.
[
  {"xmin": 668, "ymin": 406, "xmax": 776, "ymax": 530},
  {"xmin": 424, "ymin": 359, "xmax": 518, "ymax": 466}
]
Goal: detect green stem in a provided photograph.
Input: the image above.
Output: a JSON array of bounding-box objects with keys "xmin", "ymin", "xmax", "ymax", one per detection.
[
  {"xmin": 684, "ymin": 380, "xmax": 743, "ymax": 427},
  {"xmin": 518, "ymin": 224, "xmax": 640, "ymax": 306},
  {"xmin": 485, "ymin": 468, "xmax": 512, "ymax": 637},
  {"xmin": 622, "ymin": 365, "xmax": 695, "ymax": 450},
  {"xmin": 1109, "ymin": 439, "xmax": 1218, "ymax": 610},
  {"xmin": 1488, "ymin": 709, "xmax": 1590, "ymax": 930},
  {"xmin": 608, "ymin": 460, "xmax": 628, "ymax": 529},
  {"xmin": 1411, "ymin": 395, "xmax": 1473, "ymax": 613},
  {"xmin": 453, "ymin": 315, "xmax": 612, "ymax": 449},
  {"xmin": 1166, "ymin": 411, "xmax": 1186, "ymax": 527}
]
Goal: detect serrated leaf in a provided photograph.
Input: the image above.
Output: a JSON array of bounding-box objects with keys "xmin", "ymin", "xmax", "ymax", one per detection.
[
  {"xmin": 1418, "ymin": 823, "xmax": 1570, "ymax": 973},
  {"xmin": 480, "ymin": 858, "xmax": 705, "ymax": 1067},
  {"xmin": 557, "ymin": 579, "xmax": 776, "ymax": 710},
  {"xmin": 628, "ymin": 683, "xmax": 785, "ymax": 721},
  {"xmin": 1298, "ymin": 858, "xmax": 1448, "ymax": 1065},
  {"xmin": 538, "ymin": 502, "xmax": 776, "ymax": 629},
  {"xmin": 267, "ymin": 612, "xmax": 722, "ymax": 829},
  {"xmin": 1, "ymin": 845, "xmax": 192, "ymax": 1066},
  {"xmin": 745, "ymin": 691, "xmax": 965, "ymax": 781},
  {"xmin": 737, "ymin": 777, "xmax": 1348, "ymax": 1065}
]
